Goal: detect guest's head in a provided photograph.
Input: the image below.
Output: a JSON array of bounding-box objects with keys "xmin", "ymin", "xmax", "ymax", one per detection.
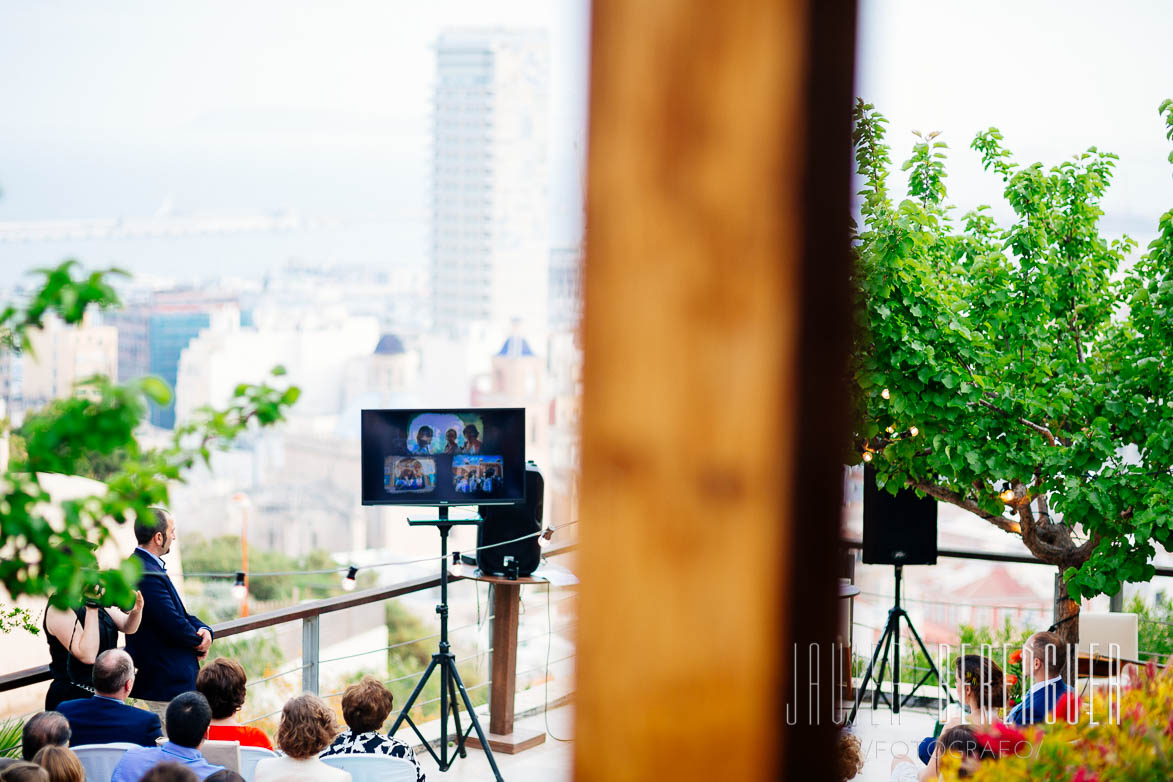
[
  {"xmin": 935, "ymin": 724, "xmax": 995, "ymax": 778},
  {"xmin": 135, "ymin": 507, "xmax": 176, "ymax": 556},
  {"xmin": 1023, "ymin": 631, "xmax": 1067, "ymax": 682},
  {"xmin": 276, "ymin": 694, "xmax": 339, "ymax": 759},
  {"xmin": 93, "ymin": 649, "xmax": 136, "ymax": 700},
  {"xmin": 140, "ymin": 763, "xmax": 199, "ymax": 782},
  {"xmin": 204, "ymin": 772, "xmax": 245, "ymax": 782},
  {"xmin": 0, "ymin": 763, "xmax": 48, "ymax": 782},
  {"xmin": 165, "ymin": 692, "xmax": 213, "ymax": 749},
  {"xmin": 833, "ymin": 729, "xmax": 864, "ymax": 782},
  {"xmin": 32, "ymin": 746, "xmax": 83, "ymax": 782},
  {"xmin": 341, "ymin": 676, "xmax": 395, "ymax": 734},
  {"xmin": 21, "ymin": 713, "xmax": 70, "ymax": 762},
  {"xmin": 196, "ymin": 658, "xmax": 248, "ymax": 720},
  {"xmin": 955, "ymin": 654, "xmax": 1005, "ymax": 711}
]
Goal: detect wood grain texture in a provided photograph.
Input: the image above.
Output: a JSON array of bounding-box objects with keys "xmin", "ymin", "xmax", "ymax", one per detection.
[{"xmin": 575, "ymin": 0, "xmax": 809, "ymax": 779}]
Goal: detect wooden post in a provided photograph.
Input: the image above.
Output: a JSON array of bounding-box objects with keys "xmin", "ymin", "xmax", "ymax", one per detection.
[
  {"xmin": 576, "ymin": 0, "xmax": 811, "ymax": 778},
  {"xmin": 489, "ymin": 583, "xmax": 521, "ymax": 736}
]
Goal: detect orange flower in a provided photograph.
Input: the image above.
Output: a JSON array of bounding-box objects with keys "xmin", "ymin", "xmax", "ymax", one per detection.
[
  {"xmin": 1009, "ymin": 649, "xmax": 1023, "ymax": 665},
  {"xmin": 1005, "ymin": 674, "xmax": 1019, "ymax": 686}
]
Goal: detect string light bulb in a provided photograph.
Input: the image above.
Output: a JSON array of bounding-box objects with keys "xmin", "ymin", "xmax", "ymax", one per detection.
[
  {"xmin": 232, "ymin": 571, "xmax": 247, "ymax": 601},
  {"xmin": 342, "ymin": 565, "xmax": 358, "ymax": 591},
  {"xmin": 451, "ymin": 552, "xmax": 464, "ymax": 577},
  {"xmin": 909, "ymin": 426, "xmax": 919, "ymax": 437},
  {"xmin": 1000, "ymin": 488, "xmax": 1016, "ymax": 503},
  {"xmin": 538, "ymin": 527, "xmax": 554, "ymax": 548},
  {"xmin": 886, "ymin": 425, "xmax": 895, "ymax": 434},
  {"xmin": 881, "ymin": 388, "xmax": 891, "ymax": 400},
  {"xmin": 862, "ymin": 451, "xmax": 874, "ymax": 463}
]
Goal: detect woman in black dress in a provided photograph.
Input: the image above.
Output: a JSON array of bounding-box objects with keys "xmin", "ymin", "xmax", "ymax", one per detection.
[{"xmin": 43, "ymin": 590, "xmax": 144, "ymax": 710}]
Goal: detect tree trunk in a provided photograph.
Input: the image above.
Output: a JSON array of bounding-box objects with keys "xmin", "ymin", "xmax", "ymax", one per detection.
[{"xmin": 1053, "ymin": 570, "xmax": 1080, "ymax": 648}]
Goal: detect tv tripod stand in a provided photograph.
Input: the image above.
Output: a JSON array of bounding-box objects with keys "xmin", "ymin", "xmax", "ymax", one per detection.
[{"xmin": 390, "ymin": 507, "xmax": 504, "ymax": 781}]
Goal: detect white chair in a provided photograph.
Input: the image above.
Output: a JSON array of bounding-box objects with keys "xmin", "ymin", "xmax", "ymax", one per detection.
[
  {"xmin": 72, "ymin": 742, "xmax": 141, "ymax": 782},
  {"xmin": 200, "ymin": 739, "xmax": 241, "ymax": 773},
  {"xmin": 239, "ymin": 746, "xmax": 279, "ymax": 782},
  {"xmin": 320, "ymin": 754, "xmax": 418, "ymax": 782}
]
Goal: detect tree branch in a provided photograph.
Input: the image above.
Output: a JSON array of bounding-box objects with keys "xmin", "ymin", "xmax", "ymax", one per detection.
[
  {"xmin": 911, "ymin": 481, "xmax": 1022, "ymax": 536},
  {"xmin": 977, "ymin": 397, "xmax": 1059, "ymax": 447}
]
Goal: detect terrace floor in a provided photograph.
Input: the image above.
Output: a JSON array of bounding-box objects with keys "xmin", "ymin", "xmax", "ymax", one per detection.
[
  {"xmin": 850, "ymin": 704, "xmax": 938, "ymax": 782},
  {"xmin": 413, "ymin": 704, "xmax": 575, "ymax": 782}
]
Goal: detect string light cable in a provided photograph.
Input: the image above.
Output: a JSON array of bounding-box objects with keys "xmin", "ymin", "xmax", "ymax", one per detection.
[
  {"xmin": 544, "ymin": 581, "xmax": 574, "ymax": 742},
  {"xmin": 181, "ymin": 520, "xmax": 580, "ymax": 583}
]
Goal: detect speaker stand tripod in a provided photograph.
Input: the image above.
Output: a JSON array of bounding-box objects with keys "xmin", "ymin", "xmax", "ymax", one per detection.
[
  {"xmin": 847, "ymin": 564, "xmax": 952, "ymax": 723},
  {"xmin": 390, "ymin": 508, "xmax": 504, "ymax": 781}
]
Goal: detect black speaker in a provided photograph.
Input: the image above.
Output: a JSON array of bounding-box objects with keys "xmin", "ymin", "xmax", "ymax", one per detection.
[
  {"xmin": 862, "ymin": 465, "xmax": 937, "ymax": 565},
  {"xmin": 477, "ymin": 461, "xmax": 544, "ymax": 577}
]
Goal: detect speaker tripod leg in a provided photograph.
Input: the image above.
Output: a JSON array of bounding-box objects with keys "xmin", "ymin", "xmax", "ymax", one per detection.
[
  {"xmin": 871, "ymin": 610, "xmax": 898, "ymax": 710},
  {"xmin": 848, "ymin": 610, "xmax": 895, "ymax": 724},
  {"xmin": 896, "ymin": 608, "xmax": 953, "ymax": 708}
]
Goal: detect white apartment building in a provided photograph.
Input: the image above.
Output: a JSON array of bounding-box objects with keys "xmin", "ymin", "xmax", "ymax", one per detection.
[
  {"xmin": 22, "ymin": 314, "xmax": 118, "ymax": 409},
  {"xmin": 431, "ymin": 28, "xmax": 550, "ymax": 341},
  {"xmin": 175, "ymin": 311, "xmax": 380, "ymax": 423}
]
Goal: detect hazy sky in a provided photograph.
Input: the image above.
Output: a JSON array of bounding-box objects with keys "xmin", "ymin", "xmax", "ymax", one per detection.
[
  {"xmin": 0, "ymin": 0, "xmax": 590, "ymax": 283},
  {"xmin": 858, "ymin": 0, "xmax": 1173, "ymax": 243},
  {"xmin": 3, "ymin": 1, "xmax": 1171, "ymax": 285}
]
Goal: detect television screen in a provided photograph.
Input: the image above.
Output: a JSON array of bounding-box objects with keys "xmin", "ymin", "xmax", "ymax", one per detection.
[{"xmin": 361, "ymin": 408, "xmax": 526, "ymax": 506}]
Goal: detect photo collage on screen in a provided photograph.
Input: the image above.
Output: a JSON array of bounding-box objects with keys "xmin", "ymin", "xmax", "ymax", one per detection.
[{"xmin": 383, "ymin": 412, "xmax": 505, "ymax": 498}]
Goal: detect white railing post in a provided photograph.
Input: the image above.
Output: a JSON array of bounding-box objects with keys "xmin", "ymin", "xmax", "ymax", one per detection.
[{"xmin": 302, "ymin": 615, "xmax": 320, "ymax": 694}]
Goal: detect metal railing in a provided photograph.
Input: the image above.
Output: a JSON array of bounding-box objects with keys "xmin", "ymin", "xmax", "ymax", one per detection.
[{"xmin": 0, "ymin": 543, "xmax": 577, "ymax": 698}]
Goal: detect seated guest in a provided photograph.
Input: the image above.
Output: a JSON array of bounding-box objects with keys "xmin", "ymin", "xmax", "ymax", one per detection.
[
  {"xmin": 0, "ymin": 763, "xmax": 48, "ymax": 782},
  {"xmin": 917, "ymin": 654, "xmax": 1004, "ymax": 764},
  {"xmin": 892, "ymin": 724, "xmax": 993, "ymax": 782},
  {"xmin": 32, "ymin": 746, "xmax": 83, "ymax": 782},
  {"xmin": 111, "ymin": 692, "xmax": 223, "ymax": 782},
  {"xmin": 140, "ymin": 764, "xmax": 198, "ymax": 782},
  {"xmin": 256, "ymin": 695, "xmax": 349, "ymax": 782},
  {"xmin": 58, "ymin": 650, "xmax": 162, "ymax": 747},
  {"xmin": 833, "ymin": 728, "xmax": 864, "ymax": 782},
  {"xmin": 204, "ymin": 772, "xmax": 244, "ymax": 782},
  {"xmin": 319, "ymin": 677, "xmax": 424, "ymax": 781},
  {"xmin": 196, "ymin": 658, "xmax": 272, "ymax": 749},
  {"xmin": 1006, "ymin": 631, "xmax": 1069, "ymax": 725},
  {"xmin": 21, "ymin": 713, "xmax": 70, "ymax": 762}
]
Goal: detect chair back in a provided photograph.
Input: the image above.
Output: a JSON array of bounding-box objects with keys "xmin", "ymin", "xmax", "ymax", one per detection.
[
  {"xmin": 238, "ymin": 746, "xmax": 279, "ymax": 782},
  {"xmin": 200, "ymin": 739, "xmax": 241, "ymax": 773},
  {"xmin": 72, "ymin": 743, "xmax": 141, "ymax": 782},
  {"xmin": 320, "ymin": 754, "xmax": 418, "ymax": 782}
]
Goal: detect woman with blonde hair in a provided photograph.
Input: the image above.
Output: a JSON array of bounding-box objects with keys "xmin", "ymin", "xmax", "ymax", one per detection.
[
  {"xmin": 31, "ymin": 746, "xmax": 83, "ymax": 782},
  {"xmin": 255, "ymin": 695, "xmax": 349, "ymax": 782}
]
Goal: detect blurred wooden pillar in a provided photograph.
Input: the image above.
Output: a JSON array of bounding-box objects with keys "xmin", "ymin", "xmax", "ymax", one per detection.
[{"xmin": 574, "ymin": 0, "xmax": 857, "ymax": 778}]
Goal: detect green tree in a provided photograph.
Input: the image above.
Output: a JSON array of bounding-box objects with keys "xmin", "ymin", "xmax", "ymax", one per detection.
[
  {"xmin": 851, "ymin": 98, "xmax": 1173, "ymax": 643},
  {"xmin": 0, "ymin": 261, "xmax": 300, "ymax": 614}
]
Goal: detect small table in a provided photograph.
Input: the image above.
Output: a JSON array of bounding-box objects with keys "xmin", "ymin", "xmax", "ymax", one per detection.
[{"xmin": 462, "ymin": 571, "xmax": 556, "ymax": 754}]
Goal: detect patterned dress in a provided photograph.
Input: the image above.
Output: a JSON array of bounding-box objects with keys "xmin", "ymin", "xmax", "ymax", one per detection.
[{"xmin": 319, "ymin": 730, "xmax": 425, "ymax": 781}]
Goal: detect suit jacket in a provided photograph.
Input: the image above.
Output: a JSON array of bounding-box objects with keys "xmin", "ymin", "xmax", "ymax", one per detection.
[
  {"xmin": 125, "ymin": 549, "xmax": 213, "ymax": 701},
  {"xmin": 1006, "ymin": 678, "xmax": 1069, "ymax": 725},
  {"xmin": 59, "ymin": 695, "xmax": 162, "ymax": 747}
]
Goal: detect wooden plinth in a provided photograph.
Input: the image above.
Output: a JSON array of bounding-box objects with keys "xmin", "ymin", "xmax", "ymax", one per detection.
[{"xmin": 465, "ymin": 727, "xmax": 546, "ymax": 755}]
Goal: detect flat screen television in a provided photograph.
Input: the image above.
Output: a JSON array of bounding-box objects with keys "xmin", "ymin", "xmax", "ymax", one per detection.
[{"xmin": 361, "ymin": 408, "xmax": 526, "ymax": 506}]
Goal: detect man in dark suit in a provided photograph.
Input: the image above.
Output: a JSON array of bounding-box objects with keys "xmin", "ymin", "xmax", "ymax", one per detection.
[
  {"xmin": 125, "ymin": 508, "xmax": 214, "ymax": 722},
  {"xmin": 59, "ymin": 649, "xmax": 162, "ymax": 747},
  {"xmin": 1006, "ymin": 630, "xmax": 1070, "ymax": 725}
]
